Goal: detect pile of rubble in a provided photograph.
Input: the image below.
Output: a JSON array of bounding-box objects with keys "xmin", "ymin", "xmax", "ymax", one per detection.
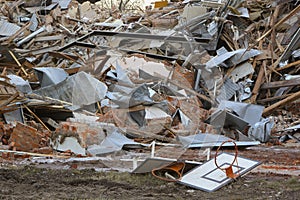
[{"xmin": 0, "ymin": 0, "xmax": 299, "ymax": 192}]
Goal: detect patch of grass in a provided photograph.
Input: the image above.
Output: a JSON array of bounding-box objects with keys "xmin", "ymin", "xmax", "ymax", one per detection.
[
  {"xmin": 286, "ymin": 177, "xmax": 300, "ymax": 190},
  {"xmin": 287, "ymin": 177, "xmax": 299, "ymax": 185},
  {"xmin": 266, "ymin": 181, "xmax": 282, "ymax": 189},
  {"xmin": 258, "ymin": 176, "xmax": 300, "ymax": 191}
]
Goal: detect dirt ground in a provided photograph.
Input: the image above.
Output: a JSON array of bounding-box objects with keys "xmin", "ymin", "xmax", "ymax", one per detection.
[
  {"xmin": 0, "ymin": 166, "xmax": 299, "ymax": 200},
  {"xmin": 0, "ymin": 144, "xmax": 299, "ymax": 200}
]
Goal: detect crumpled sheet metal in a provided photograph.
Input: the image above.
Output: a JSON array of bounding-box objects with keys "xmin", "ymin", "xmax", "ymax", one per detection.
[
  {"xmin": 208, "ymin": 100, "xmax": 273, "ymax": 142},
  {"xmin": 34, "ymin": 71, "xmax": 107, "ymax": 109},
  {"xmin": 3, "ymin": 107, "xmax": 24, "ymax": 125},
  {"xmin": 206, "ymin": 48, "xmax": 262, "ymax": 69},
  {"xmin": 172, "ymin": 109, "xmax": 192, "ymax": 128},
  {"xmin": 52, "ymin": 0, "xmax": 72, "ymax": 9},
  {"xmin": 34, "ymin": 67, "xmax": 69, "ymax": 88},
  {"xmin": 178, "ymin": 133, "xmax": 260, "ymax": 148},
  {"xmin": 229, "ymin": 62, "xmax": 254, "ymax": 83},
  {"xmin": 7, "ymin": 75, "xmax": 32, "ymax": 94},
  {"xmin": 107, "ymin": 84, "xmax": 154, "ymax": 108},
  {"xmin": 29, "ymin": 13, "xmax": 38, "ymax": 32},
  {"xmin": 209, "ymin": 109, "xmax": 249, "ymax": 131},
  {"xmin": 52, "ymin": 136, "xmax": 86, "ymax": 156},
  {"xmin": 218, "ymin": 100, "xmax": 264, "ymax": 126},
  {"xmin": 87, "ymin": 130, "xmax": 145, "ymax": 156},
  {"xmin": 248, "ymin": 118, "xmax": 274, "ymax": 143},
  {"xmin": 179, "ymin": 133, "xmax": 230, "ymax": 147},
  {"xmin": 208, "ymin": 100, "xmax": 266, "ymax": 143}
]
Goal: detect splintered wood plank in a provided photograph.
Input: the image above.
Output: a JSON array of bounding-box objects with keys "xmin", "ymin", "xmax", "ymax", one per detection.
[
  {"xmin": 250, "ymin": 62, "xmax": 265, "ymax": 103},
  {"xmin": 263, "ymin": 90, "xmax": 300, "ymax": 116},
  {"xmin": 260, "ymin": 79, "xmax": 300, "ymax": 89}
]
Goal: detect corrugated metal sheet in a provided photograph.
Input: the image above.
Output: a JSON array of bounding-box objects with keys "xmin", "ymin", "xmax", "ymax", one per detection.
[
  {"xmin": 216, "ymin": 78, "xmax": 240, "ymax": 102},
  {"xmin": 0, "ymin": 20, "xmax": 21, "ymax": 36}
]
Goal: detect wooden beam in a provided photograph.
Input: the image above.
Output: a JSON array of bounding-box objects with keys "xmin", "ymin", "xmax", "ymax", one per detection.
[
  {"xmin": 260, "ymin": 78, "xmax": 300, "ymax": 89},
  {"xmin": 276, "ymin": 59, "xmax": 300, "ymax": 71},
  {"xmin": 263, "ymin": 90, "xmax": 300, "ymax": 116},
  {"xmin": 23, "ymin": 104, "xmax": 51, "ymax": 131},
  {"xmin": 8, "ymin": 50, "xmax": 28, "ymax": 76},
  {"xmin": 0, "ymin": 149, "xmax": 69, "ymax": 158},
  {"xmin": 250, "ymin": 62, "xmax": 265, "ymax": 103},
  {"xmin": 257, "ymin": 94, "xmax": 291, "ymax": 104}
]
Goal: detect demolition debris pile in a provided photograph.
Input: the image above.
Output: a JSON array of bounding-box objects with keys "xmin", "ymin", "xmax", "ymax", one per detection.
[{"xmin": 0, "ymin": 0, "xmax": 299, "ymax": 192}]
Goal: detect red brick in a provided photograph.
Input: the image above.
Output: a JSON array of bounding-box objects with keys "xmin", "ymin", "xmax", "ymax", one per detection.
[{"xmin": 9, "ymin": 122, "xmax": 43, "ymax": 152}]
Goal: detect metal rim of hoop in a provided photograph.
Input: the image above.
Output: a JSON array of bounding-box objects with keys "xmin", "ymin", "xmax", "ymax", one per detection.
[{"xmin": 214, "ymin": 140, "xmax": 239, "ymax": 178}]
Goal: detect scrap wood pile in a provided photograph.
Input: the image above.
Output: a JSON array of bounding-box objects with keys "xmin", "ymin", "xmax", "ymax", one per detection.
[{"xmin": 0, "ymin": 0, "xmax": 299, "ymax": 162}]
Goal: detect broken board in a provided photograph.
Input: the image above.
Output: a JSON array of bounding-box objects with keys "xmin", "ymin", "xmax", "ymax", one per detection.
[{"xmin": 179, "ymin": 153, "xmax": 260, "ymax": 192}]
